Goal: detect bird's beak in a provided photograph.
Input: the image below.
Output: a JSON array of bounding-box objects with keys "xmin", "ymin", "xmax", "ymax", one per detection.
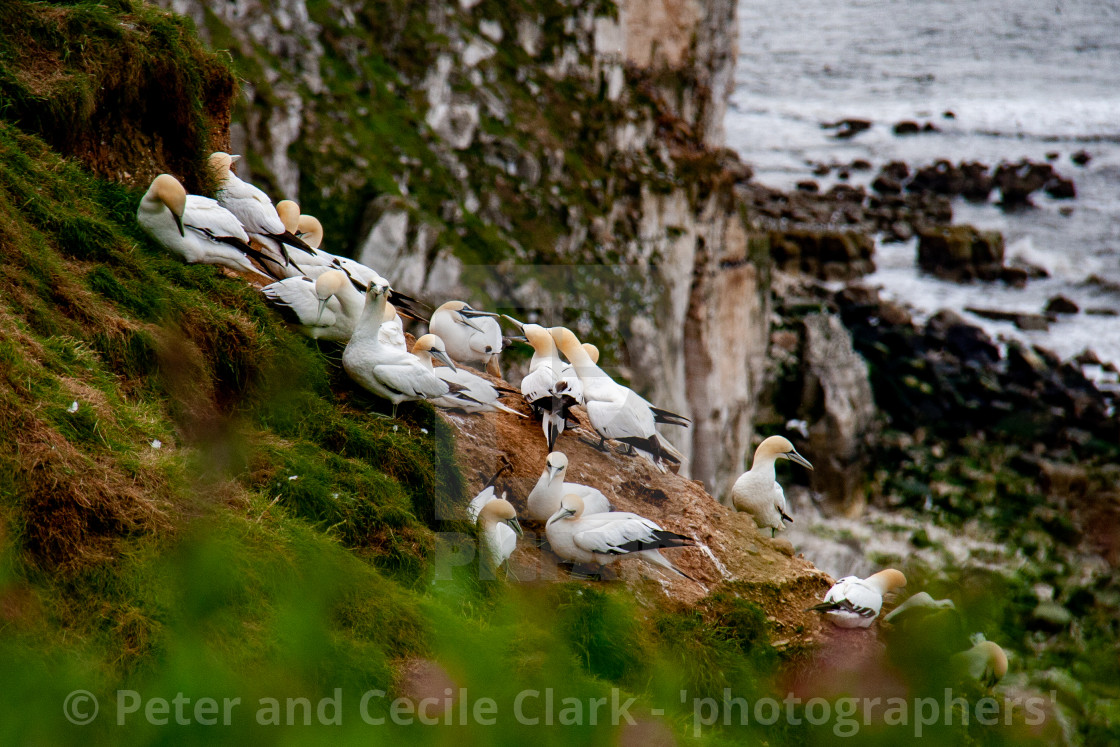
[
  {"xmin": 547, "ymin": 465, "xmax": 563, "ymax": 483},
  {"xmin": 787, "ymin": 450, "xmax": 814, "ymax": 470},
  {"xmin": 461, "ymin": 306, "xmax": 499, "ymax": 318},
  {"xmin": 507, "ymin": 518, "xmax": 524, "ymax": 537},
  {"xmin": 458, "ymin": 314, "xmax": 484, "ymax": 333},
  {"xmin": 505, "ymin": 335, "xmax": 528, "ymax": 344},
  {"xmin": 501, "ymin": 314, "xmax": 526, "ymax": 332},
  {"xmin": 432, "ymin": 349, "xmax": 458, "ymax": 372},
  {"xmin": 229, "ymin": 154, "xmax": 242, "ymax": 163},
  {"xmin": 546, "ymin": 508, "xmax": 574, "ymax": 526},
  {"xmin": 173, "ymin": 211, "xmax": 185, "ymax": 237},
  {"xmin": 315, "ymin": 297, "xmax": 329, "ymax": 325}
]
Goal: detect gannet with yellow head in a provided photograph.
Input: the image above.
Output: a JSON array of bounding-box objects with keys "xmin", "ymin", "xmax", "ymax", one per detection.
[
  {"xmin": 545, "ymin": 493, "xmax": 695, "ymax": 580},
  {"xmin": 137, "ymin": 173, "xmax": 274, "ymax": 279},
  {"xmin": 729, "ymin": 435, "xmax": 813, "ymax": 536},
  {"xmin": 809, "ymin": 569, "xmax": 908, "ymax": 628},
  {"xmin": 411, "ymin": 334, "xmax": 524, "ymax": 416},
  {"xmin": 526, "ymin": 451, "xmax": 612, "ymax": 522},
  {"xmin": 550, "ymin": 326, "xmax": 689, "ymax": 472}
]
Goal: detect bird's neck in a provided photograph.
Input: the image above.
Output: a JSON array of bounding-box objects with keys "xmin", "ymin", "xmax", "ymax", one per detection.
[
  {"xmin": 356, "ymin": 292, "xmax": 388, "ymax": 337},
  {"xmin": 749, "ymin": 455, "xmax": 778, "ymax": 479},
  {"xmin": 336, "ymin": 283, "xmax": 365, "ymax": 317}
]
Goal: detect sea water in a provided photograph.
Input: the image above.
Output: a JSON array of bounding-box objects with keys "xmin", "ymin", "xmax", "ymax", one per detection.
[{"xmin": 726, "ymin": 0, "xmax": 1120, "ymax": 369}]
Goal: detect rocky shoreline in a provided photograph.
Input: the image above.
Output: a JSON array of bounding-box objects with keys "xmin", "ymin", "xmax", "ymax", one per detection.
[{"xmin": 736, "ymin": 133, "xmax": 1119, "ymax": 739}]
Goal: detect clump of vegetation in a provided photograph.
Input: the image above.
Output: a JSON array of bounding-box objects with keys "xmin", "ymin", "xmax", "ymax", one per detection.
[{"xmin": 0, "ymin": 0, "xmax": 233, "ymax": 191}]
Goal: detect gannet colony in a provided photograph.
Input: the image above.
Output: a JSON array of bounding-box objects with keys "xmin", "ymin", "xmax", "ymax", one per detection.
[{"xmin": 138, "ymin": 156, "xmax": 1010, "ymax": 688}]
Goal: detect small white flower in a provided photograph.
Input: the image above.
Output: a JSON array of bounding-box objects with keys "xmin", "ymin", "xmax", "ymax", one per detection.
[
  {"xmin": 420, "ymin": 428, "xmax": 429, "ymax": 434},
  {"xmin": 150, "ymin": 439, "xmax": 162, "ymax": 449},
  {"xmin": 288, "ymin": 475, "xmax": 299, "ymax": 481},
  {"xmin": 67, "ymin": 401, "xmax": 78, "ymax": 413}
]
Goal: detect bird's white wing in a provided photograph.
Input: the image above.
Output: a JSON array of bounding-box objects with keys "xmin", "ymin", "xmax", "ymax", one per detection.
[
  {"xmin": 521, "ymin": 364, "xmax": 558, "ymax": 403},
  {"xmin": 184, "ymin": 195, "xmax": 250, "ymax": 241},
  {"xmin": 556, "ymin": 366, "xmax": 584, "ymax": 404},
  {"xmin": 467, "ymin": 487, "xmax": 496, "ymax": 523},
  {"xmin": 772, "ymin": 481, "xmax": 787, "ymax": 512},
  {"xmin": 566, "ymin": 483, "xmax": 612, "ymax": 515},
  {"xmin": 436, "ymin": 367, "xmax": 497, "ymax": 403},
  {"xmin": 467, "ymin": 317, "xmax": 502, "ymax": 356},
  {"xmin": 261, "ymin": 277, "xmax": 338, "ymax": 327},
  {"xmin": 217, "ymin": 179, "xmax": 286, "ymax": 235},
  {"xmin": 572, "ymin": 514, "xmax": 663, "ymax": 556},
  {"xmin": 588, "ymin": 391, "xmax": 656, "ymax": 441},
  {"xmin": 492, "ymin": 524, "xmax": 517, "ymax": 565},
  {"xmin": 825, "ymin": 578, "xmax": 883, "ymax": 617},
  {"xmin": 373, "ymin": 359, "xmax": 448, "ymax": 399}
]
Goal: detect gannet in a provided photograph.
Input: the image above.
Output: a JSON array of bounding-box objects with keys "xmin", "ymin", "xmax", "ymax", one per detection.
[
  {"xmin": 283, "ymin": 213, "xmax": 429, "ymax": 324},
  {"xmin": 431, "ymin": 301, "xmax": 504, "ymax": 375},
  {"xmin": 467, "ymin": 486, "xmax": 523, "ymax": 569},
  {"xmin": 208, "ymin": 153, "xmax": 313, "ymax": 263},
  {"xmin": 809, "ymin": 569, "xmax": 907, "ymax": 628},
  {"xmin": 526, "ymin": 452, "xmax": 612, "ymax": 522},
  {"xmin": 504, "ymin": 316, "xmax": 583, "ymax": 451},
  {"xmin": 882, "ymin": 591, "xmax": 965, "ymax": 667},
  {"xmin": 545, "ymin": 493, "xmax": 695, "ymax": 579},
  {"xmin": 342, "ymin": 281, "xmax": 455, "ymax": 418},
  {"xmin": 951, "ymin": 637, "xmax": 1008, "ymax": 688},
  {"xmin": 550, "ymin": 327, "xmax": 689, "ymax": 472},
  {"xmin": 260, "ymin": 269, "xmax": 364, "ymax": 341},
  {"xmin": 582, "ymin": 343, "xmax": 600, "ymax": 363},
  {"xmin": 411, "ymin": 334, "xmax": 523, "ymax": 416},
  {"xmin": 729, "ymin": 435, "xmax": 813, "ymax": 536},
  {"xmin": 882, "ymin": 592, "xmax": 955, "ymax": 624},
  {"xmin": 137, "ymin": 174, "xmax": 275, "ymax": 279}
]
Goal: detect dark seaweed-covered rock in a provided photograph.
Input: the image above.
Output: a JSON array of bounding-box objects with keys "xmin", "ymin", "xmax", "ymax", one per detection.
[
  {"xmin": 1045, "ymin": 176, "xmax": 1076, "ymax": 199},
  {"xmin": 917, "ymin": 225, "xmax": 1005, "ymax": 282},
  {"xmin": 1071, "ymin": 150, "xmax": 1091, "ymax": 166},
  {"xmin": 770, "ymin": 229, "xmax": 876, "ymax": 280},
  {"xmin": 825, "ymin": 118, "xmax": 872, "ymax": 139},
  {"xmin": 1045, "ymin": 295, "xmax": 1080, "ymax": 315},
  {"xmin": 993, "ymin": 160, "xmax": 1053, "ymax": 206},
  {"xmin": 893, "ymin": 120, "xmax": 921, "ymax": 135}
]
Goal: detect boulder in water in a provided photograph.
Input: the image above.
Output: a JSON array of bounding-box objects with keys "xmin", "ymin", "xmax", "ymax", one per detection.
[{"xmin": 917, "ymin": 225, "xmax": 1005, "ymax": 282}]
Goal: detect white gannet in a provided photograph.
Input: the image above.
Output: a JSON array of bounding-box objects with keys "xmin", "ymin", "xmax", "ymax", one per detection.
[
  {"xmin": 545, "ymin": 493, "xmax": 695, "ymax": 580},
  {"xmin": 504, "ymin": 316, "xmax": 583, "ymax": 451},
  {"xmin": 467, "ymin": 486, "xmax": 523, "ymax": 570},
  {"xmin": 431, "ymin": 301, "xmax": 504, "ymax": 375},
  {"xmin": 729, "ymin": 435, "xmax": 813, "ymax": 537},
  {"xmin": 882, "ymin": 591, "xmax": 955, "ymax": 624},
  {"xmin": 550, "ymin": 326, "xmax": 689, "ymax": 472},
  {"xmin": 137, "ymin": 174, "xmax": 274, "ymax": 279},
  {"xmin": 342, "ymin": 281, "xmax": 455, "ymax": 418},
  {"xmin": 410, "ymin": 334, "xmax": 523, "ymax": 415},
  {"xmin": 285, "ymin": 213, "xmax": 430, "ymax": 325},
  {"xmin": 951, "ymin": 636, "xmax": 1008, "ymax": 688},
  {"xmin": 582, "ymin": 343, "xmax": 600, "ymax": 363},
  {"xmin": 208, "ymin": 153, "xmax": 313, "ymax": 265},
  {"xmin": 809, "ymin": 569, "xmax": 908, "ymax": 628},
  {"xmin": 260, "ymin": 269, "xmax": 364, "ymax": 341},
  {"xmin": 526, "ymin": 451, "xmax": 611, "ymax": 522}
]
